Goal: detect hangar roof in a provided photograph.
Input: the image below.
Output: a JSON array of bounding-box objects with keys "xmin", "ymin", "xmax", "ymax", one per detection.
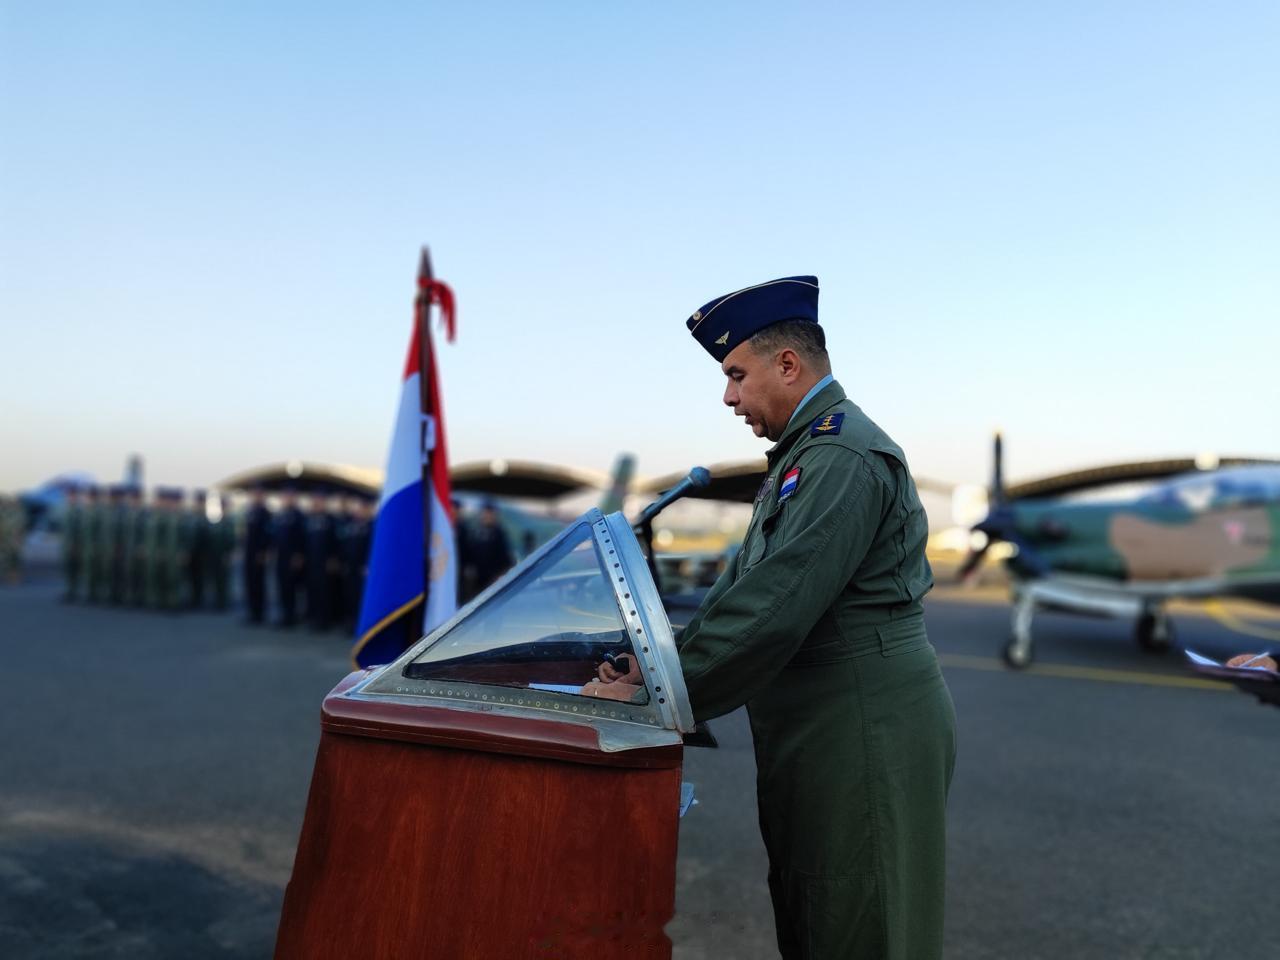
[
  {"xmin": 217, "ymin": 458, "xmax": 608, "ymax": 502},
  {"xmin": 216, "ymin": 461, "xmax": 382, "ymax": 498},
  {"xmin": 449, "ymin": 459, "xmax": 607, "ymax": 500}
]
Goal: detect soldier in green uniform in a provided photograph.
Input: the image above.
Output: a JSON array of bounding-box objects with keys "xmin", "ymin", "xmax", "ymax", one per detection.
[
  {"xmin": 62, "ymin": 485, "xmax": 87, "ymax": 601},
  {"xmin": 125, "ymin": 485, "xmax": 149, "ymax": 606},
  {"xmin": 185, "ymin": 490, "xmax": 212, "ymax": 609},
  {"xmin": 0, "ymin": 495, "xmax": 25, "ymax": 584},
  {"xmin": 99, "ymin": 485, "xmax": 125, "ymax": 604},
  {"xmin": 602, "ymin": 277, "xmax": 957, "ymax": 959},
  {"xmin": 84, "ymin": 485, "xmax": 106, "ymax": 603},
  {"xmin": 208, "ymin": 493, "xmax": 236, "ymax": 611},
  {"xmin": 145, "ymin": 488, "xmax": 186, "ymax": 611}
]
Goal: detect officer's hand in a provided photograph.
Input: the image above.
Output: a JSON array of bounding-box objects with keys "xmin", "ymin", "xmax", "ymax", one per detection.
[
  {"xmin": 1227, "ymin": 652, "xmax": 1278, "ymax": 670},
  {"xmin": 596, "ymin": 654, "xmax": 642, "ymax": 685}
]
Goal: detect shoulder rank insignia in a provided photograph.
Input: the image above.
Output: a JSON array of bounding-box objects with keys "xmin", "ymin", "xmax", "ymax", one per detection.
[
  {"xmin": 810, "ymin": 412, "xmax": 845, "ymax": 437},
  {"xmin": 778, "ymin": 467, "xmax": 801, "ymax": 502}
]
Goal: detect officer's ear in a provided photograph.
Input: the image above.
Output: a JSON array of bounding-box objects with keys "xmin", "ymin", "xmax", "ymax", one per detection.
[{"xmin": 775, "ymin": 347, "xmax": 802, "ymax": 384}]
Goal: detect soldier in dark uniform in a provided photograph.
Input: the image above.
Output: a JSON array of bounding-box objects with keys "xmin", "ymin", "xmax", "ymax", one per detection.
[
  {"xmin": 273, "ymin": 488, "xmax": 307, "ymax": 628},
  {"xmin": 600, "ymin": 277, "xmax": 957, "ymax": 959},
  {"xmin": 62, "ymin": 485, "xmax": 86, "ymax": 602},
  {"xmin": 242, "ymin": 487, "xmax": 271, "ymax": 625},
  {"xmin": 304, "ymin": 495, "xmax": 339, "ymax": 631},
  {"xmin": 467, "ymin": 501, "xmax": 514, "ymax": 597},
  {"xmin": 340, "ymin": 497, "xmax": 372, "ymax": 634},
  {"xmin": 325, "ymin": 496, "xmax": 349, "ymax": 627}
]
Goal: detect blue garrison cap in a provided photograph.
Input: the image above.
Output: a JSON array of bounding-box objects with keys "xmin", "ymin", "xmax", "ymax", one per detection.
[{"xmin": 686, "ymin": 275, "xmax": 820, "ymax": 363}]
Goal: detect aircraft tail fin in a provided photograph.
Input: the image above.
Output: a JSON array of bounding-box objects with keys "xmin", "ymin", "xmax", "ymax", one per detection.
[
  {"xmin": 599, "ymin": 453, "xmax": 635, "ymax": 515},
  {"xmin": 991, "ymin": 431, "xmax": 1006, "ymax": 507}
]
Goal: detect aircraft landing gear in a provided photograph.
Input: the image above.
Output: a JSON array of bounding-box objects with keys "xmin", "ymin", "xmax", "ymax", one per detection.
[
  {"xmin": 1135, "ymin": 608, "xmax": 1174, "ymax": 652},
  {"xmin": 1003, "ymin": 589, "xmax": 1036, "ymax": 669}
]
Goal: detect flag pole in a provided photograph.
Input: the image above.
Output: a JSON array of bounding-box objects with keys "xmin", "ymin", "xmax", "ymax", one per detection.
[{"xmin": 416, "ymin": 247, "xmax": 435, "ymax": 634}]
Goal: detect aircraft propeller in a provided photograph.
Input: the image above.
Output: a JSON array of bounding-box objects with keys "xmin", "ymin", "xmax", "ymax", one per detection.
[{"xmin": 957, "ymin": 432, "xmax": 1048, "ymax": 581}]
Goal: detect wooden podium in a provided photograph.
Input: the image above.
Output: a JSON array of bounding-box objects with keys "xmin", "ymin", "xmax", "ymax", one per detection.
[
  {"xmin": 274, "ymin": 674, "xmax": 683, "ymax": 959},
  {"xmin": 275, "ymin": 510, "xmax": 695, "ymax": 960}
]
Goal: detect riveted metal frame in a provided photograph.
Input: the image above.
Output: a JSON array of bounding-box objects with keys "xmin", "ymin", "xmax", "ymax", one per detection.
[{"xmin": 347, "ymin": 509, "xmax": 693, "ymax": 751}]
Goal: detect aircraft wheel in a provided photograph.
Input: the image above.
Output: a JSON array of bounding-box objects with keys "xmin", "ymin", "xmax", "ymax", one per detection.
[
  {"xmin": 1003, "ymin": 636, "xmax": 1033, "ymax": 670},
  {"xmin": 1135, "ymin": 612, "xmax": 1174, "ymax": 652}
]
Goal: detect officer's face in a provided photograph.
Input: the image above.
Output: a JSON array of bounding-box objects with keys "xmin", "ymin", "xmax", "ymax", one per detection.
[{"xmin": 720, "ymin": 342, "xmax": 794, "ymax": 441}]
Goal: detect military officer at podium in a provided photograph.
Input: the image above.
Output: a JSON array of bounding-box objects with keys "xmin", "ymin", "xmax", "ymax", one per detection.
[{"xmin": 604, "ymin": 276, "xmax": 957, "ymax": 959}]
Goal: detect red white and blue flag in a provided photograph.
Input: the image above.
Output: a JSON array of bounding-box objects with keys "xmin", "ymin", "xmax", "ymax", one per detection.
[
  {"xmin": 778, "ymin": 467, "xmax": 801, "ymax": 502},
  {"xmin": 352, "ymin": 255, "xmax": 458, "ymax": 668}
]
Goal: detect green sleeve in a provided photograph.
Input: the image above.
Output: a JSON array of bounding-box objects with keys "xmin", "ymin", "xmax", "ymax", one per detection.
[{"xmin": 677, "ymin": 446, "xmax": 887, "ymax": 722}]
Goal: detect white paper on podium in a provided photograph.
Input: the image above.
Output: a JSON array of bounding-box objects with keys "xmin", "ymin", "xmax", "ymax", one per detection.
[{"xmin": 1184, "ymin": 649, "xmax": 1221, "ymax": 667}]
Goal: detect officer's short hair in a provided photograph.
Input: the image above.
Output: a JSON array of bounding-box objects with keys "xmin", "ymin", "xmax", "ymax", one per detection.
[{"xmin": 748, "ymin": 319, "xmax": 830, "ymax": 371}]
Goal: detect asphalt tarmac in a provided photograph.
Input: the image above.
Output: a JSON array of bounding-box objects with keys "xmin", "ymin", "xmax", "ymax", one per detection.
[{"xmin": 2, "ymin": 578, "xmax": 1276, "ymax": 959}]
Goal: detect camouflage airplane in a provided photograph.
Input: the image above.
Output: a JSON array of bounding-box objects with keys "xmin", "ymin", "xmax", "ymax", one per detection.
[{"xmin": 961, "ymin": 436, "xmax": 1280, "ymax": 668}]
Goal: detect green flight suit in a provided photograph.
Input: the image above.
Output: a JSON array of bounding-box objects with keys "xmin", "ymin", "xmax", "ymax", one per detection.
[
  {"xmin": 145, "ymin": 508, "xmax": 184, "ymax": 611},
  {"xmin": 85, "ymin": 501, "xmax": 106, "ymax": 603},
  {"xmin": 63, "ymin": 502, "xmax": 86, "ymax": 600},
  {"xmin": 209, "ymin": 515, "xmax": 236, "ymax": 610},
  {"xmin": 125, "ymin": 505, "xmax": 149, "ymax": 606},
  {"xmin": 103, "ymin": 502, "xmax": 127, "ymax": 604},
  {"xmin": 678, "ymin": 380, "xmax": 957, "ymax": 960},
  {"xmin": 0, "ymin": 497, "xmax": 24, "ymax": 582}
]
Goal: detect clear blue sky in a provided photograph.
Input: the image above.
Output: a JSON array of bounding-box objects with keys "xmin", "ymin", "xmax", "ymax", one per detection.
[{"xmin": 2, "ymin": 1, "xmax": 1276, "ymax": 493}]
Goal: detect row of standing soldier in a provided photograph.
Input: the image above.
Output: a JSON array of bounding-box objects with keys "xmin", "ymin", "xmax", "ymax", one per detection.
[
  {"xmin": 63, "ymin": 485, "xmax": 373, "ymax": 630},
  {"xmin": 62, "ymin": 485, "xmax": 234, "ymax": 611},
  {"xmin": 60, "ymin": 483, "xmax": 513, "ymax": 635},
  {"xmin": 242, "ymin": 488, "xmax": 373, "ymax": 633}
]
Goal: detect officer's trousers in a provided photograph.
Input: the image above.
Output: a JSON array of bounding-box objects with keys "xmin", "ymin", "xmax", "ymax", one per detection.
[{"xmin": 748, "ymin": 617, "xmax": 956, "ymax": 960}]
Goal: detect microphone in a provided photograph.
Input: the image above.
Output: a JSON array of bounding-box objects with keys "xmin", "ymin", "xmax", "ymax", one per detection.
[{"xmin": 634, "ymin": 467, "xmax": 711, "ymax": 527}]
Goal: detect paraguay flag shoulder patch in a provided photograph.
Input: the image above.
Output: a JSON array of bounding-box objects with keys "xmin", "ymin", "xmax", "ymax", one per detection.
[
  {"xmin": 778, "ymin": 467, "xmax": 802, "ymax": 502},
  {"xmin": 810, "ymin": 411, "xmax": 845, "ymax": 437}
]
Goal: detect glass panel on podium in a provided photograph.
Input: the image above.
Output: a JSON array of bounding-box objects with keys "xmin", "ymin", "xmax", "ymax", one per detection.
[
  {"xmin": 404, "ymin": 522, "xmax": 648, "ymax": 704},
  {"xmin": 354, "ymin": 509, "xmax": 693, "ymax": 751}
]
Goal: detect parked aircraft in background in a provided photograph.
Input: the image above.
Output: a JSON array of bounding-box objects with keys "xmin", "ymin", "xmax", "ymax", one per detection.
[{"xmin": 962, "ymin": 435, "xmax": 1280, "ymax": 667}]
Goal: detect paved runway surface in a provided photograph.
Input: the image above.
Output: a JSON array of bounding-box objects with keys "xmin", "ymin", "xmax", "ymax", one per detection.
[{"xmin": 2, "ymin": 578, "xmax": 1276, "ymax": 959}]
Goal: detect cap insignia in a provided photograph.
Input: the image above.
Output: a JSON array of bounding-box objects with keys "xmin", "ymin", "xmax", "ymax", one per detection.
[{"xmin": 714, "ymin": 331, "xmax": 729, "ymax": 345}]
